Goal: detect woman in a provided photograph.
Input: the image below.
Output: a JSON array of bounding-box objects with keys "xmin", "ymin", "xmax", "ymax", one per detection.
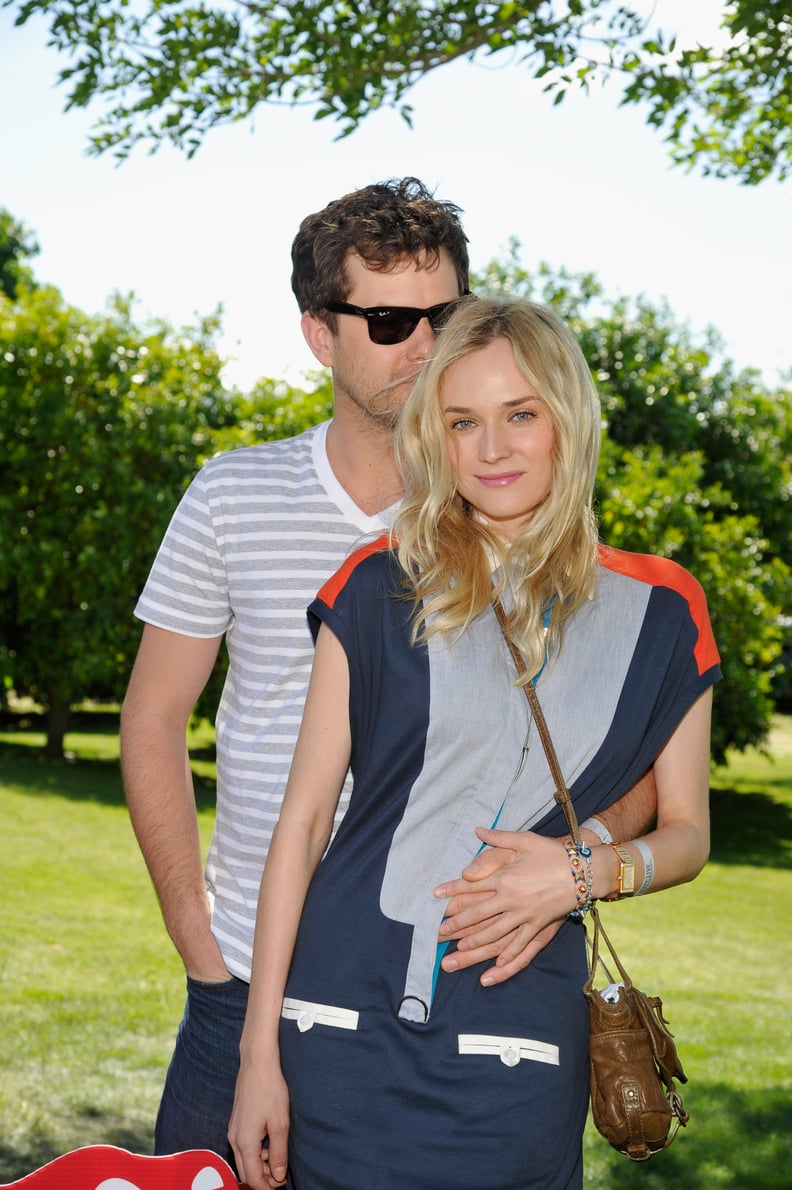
[{"xmin": 229, "ymin": 298, "xmax": 718, "ymax": 1189}]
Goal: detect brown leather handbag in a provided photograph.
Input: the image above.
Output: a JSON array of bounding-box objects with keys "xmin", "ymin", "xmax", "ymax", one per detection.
[
  {"xmin": 584, "ymin": 906, "xmax": 689, "ymax": 1159},
  {"xmin": 493, "ymin": 597, "xmax": 690, "ymax": 1160}
]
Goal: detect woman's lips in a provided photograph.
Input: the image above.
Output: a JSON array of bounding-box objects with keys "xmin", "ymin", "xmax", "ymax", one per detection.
[{"xmin": 476, "ymin": 472, "xmax": 523, "ymax": 487}]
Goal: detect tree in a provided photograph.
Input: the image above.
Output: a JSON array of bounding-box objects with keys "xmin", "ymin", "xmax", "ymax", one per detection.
[
  {"xmin": 0, "ymin": 208, "xmax": 39, "ymax": 298},
  {"xmin": 474, "ymin": 244, "xmax": 792, "ymax": 761},
  {"xmin": 214, "ymin": 373, "xmax": 333, "ymax": 452},
  {"xmin": 2, "ymin": 217, "xmax": 788, "ymax": 764},
  {"xmin": 619, "ymin": 0, "xmax": 792, "ymax": 185},
  {"xmin": 0, "ymin": 282, "xmax": 236, "ymax": 757},
  {"xmin": 5, "ymin": 1, "xmax": 791, "ymax": 182}
]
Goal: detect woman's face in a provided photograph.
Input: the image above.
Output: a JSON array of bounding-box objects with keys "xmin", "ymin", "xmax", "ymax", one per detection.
[{"xmin": 440, "ymin": 337, "xmax": 556, "ymax": 542}]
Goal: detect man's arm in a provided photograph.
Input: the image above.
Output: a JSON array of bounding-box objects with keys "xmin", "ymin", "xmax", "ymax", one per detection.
[
  {"xmin": 434, "ymin": 769, "xmax": 658, "ymax": 985},
  {"xmin": 584, "ymin": 767, "xmax": 657, "ymax": 844},
  {"xmin": 120, "ymin": 623, "xmax": 227, "ymax": 981}
]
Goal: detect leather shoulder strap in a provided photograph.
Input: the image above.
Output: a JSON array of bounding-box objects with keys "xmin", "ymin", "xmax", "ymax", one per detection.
[{"xmin": 491, "ymin": 596, "xmax": 582, "ymax": 847}]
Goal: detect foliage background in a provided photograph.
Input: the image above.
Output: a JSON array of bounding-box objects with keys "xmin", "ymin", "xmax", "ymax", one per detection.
[
  {"xmin": 2, "ymin": 218, "xmax": 790, "ymax": 758},
  {"xmin": 6, "ymin": 1, "xmax": 791, "ymax": 184}
]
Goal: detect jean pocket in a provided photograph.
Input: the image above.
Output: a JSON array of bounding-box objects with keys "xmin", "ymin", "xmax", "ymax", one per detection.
[{"xmin": 186, "ymin": 974, "xmax": 238, "ymax": 990}]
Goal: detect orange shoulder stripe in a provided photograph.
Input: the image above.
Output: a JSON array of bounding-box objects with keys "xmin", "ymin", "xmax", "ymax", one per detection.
[
  {"xmin": 317, "ymin": 533, "xmax": 392, "ymax": 610},
  {"xmin": 597, "ymin": 545, "xmax": 720, "ymax": 676}
]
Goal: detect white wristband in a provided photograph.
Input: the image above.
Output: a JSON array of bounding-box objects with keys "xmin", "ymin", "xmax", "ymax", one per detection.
[
  {"xmin": 581, "ymin": 816, "xmax": 613, "ymax": 845},
  {"xmin": 634, "ymin": 838, "xmax": 655, "ymax": 895}
]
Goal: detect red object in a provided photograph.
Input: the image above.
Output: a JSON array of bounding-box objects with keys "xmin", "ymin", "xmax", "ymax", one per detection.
[{"xmin": 0, "ymin": 1146, "xmax": 246, "ymax": 1189}]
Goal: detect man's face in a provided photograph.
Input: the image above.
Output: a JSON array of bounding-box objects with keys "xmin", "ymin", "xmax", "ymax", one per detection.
[{"xmin": 309, "ymin": 250, "xmax": 462, "ymax": 431}]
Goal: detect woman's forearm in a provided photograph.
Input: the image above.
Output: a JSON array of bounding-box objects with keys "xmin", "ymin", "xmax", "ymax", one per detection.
[
  {"xmin": 589, "ymin": 688, "xmax": 712, "ymax": 900},
  {"xmin": 240, "ymin": 622, "xmax": 352, "ymax": 1053},
  {"xmin": 240, "ymin": 820, "xmax": 328, "ymax": 1055}
]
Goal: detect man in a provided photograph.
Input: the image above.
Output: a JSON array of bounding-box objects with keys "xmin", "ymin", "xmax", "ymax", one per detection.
[{"xmin": 121, "ymin": 177, "xmax": 654, "ymax": 1165}]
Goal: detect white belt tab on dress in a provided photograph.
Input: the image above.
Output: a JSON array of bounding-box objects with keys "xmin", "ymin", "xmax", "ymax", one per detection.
[
  {"xmin": 282, "ymin": 996, "xmax": 359, "ymax": 1033},
  {"xmin": 457, "ymin": 1033, "xmax": 560, "ymax": 1067}
]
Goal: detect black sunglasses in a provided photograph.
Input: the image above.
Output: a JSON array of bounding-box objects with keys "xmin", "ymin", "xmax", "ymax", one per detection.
[{"xmin": 324, "ymin": 294, "xmax": 469, "ymax": 345}]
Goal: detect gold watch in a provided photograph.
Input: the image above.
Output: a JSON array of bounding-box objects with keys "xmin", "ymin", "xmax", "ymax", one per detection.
[{"xmin": 606, "ymin": 843, "xmax": 635, "ymax": 898}]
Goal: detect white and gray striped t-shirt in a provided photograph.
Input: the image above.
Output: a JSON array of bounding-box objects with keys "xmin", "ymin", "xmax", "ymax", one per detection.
[{"xmin": 134, "ymin": 420, "xmax": 394, "ymax": 980}]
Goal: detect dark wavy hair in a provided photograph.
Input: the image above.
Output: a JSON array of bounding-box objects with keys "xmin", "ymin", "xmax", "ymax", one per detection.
[{"xmin": 290, "ymin": 177, "xmax": 469, "ymax": 322}]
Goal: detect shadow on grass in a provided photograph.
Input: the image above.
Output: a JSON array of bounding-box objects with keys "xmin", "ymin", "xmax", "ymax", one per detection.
[
  {"xmin": 0, "ymin": 705, "xmax": 120, "ymax": 736},
  {"xmin": 3, "ymin": 712, "xmax": 791, "ymax": 865},
  {"xmin": 709, "ymin": 786, "xmax": 792, "ymax": 870},
  {"xmin": 0, "ymin": 1124, "xmax": 154, "ymax": 1183},
  {"xmin": 0, "ymin": 1085, "xmax": 789, "ymax": 1184},
  {"xmin": 587, "ymin": 1083, "xmax": 792, "ymax": 1189},
  {"xmin": 0, "ymin": 745, "xmax": 217, "ymax": 814}
]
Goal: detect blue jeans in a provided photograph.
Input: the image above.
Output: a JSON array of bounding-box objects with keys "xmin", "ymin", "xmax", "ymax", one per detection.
[{"xmin": 155, "ymin": 975, "xmax": 249, "ymax": 1168}]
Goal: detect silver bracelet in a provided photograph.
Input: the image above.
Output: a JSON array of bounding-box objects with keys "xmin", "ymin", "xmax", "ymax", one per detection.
[
  {"xmin": 634, "ymin": 837, "xmax": 655, "ymax": 895},
  {"xmin": 581, "ymin": 816, "xmax": 613, "ymax": 845}
]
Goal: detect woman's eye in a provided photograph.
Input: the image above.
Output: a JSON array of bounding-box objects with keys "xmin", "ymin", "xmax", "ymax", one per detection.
[
  {"xmin": 511, "ymin": 409, "xmax": 535, "ymax": 423},
  {"xmin": 450, "ymin": 417, "xmax": 476, "ymax": 430}
]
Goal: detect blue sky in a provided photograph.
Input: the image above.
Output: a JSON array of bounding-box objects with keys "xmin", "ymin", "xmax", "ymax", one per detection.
[{"xmin": 1, "ymin": 0, "xmax": 789, "ymax": 390}]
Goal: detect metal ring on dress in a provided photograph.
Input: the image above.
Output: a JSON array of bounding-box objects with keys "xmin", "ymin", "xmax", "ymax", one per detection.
[{"xmin": 397, "ymin": 995, "xmax": 429, "ymax": 1023}]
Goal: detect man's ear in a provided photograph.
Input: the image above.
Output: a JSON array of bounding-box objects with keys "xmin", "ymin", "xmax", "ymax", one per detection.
[{"xmin": 301, "ymin": 310, "xmax": 334, "ymax": 367}]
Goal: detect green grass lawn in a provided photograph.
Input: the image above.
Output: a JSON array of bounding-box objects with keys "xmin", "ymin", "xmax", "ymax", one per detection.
[{"xmin": 0, "ymin": 709, "xmax": 790, "ymax": 1185}]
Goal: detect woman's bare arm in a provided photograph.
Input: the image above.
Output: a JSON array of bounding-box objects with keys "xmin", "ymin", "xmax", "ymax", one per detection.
[{"xmin": 228, "ymin": 625, "xmax": 351, "ymax": 1190}]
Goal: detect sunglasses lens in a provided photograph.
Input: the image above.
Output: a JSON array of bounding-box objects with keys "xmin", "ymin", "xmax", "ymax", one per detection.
[
  {"xmin": 329, "ymin": 297, "xmax": 469, "ymax": 345},
  {"xmin": 427, "ymin": 301, "xmax": 458, "ymax": 333},
  {"xmin": 369, "ymin": 302, "xmax": 461, "ymax": 344},
  {"xmin": 368, "ymin": 311, "xmax": 420, "ymax": 345}
]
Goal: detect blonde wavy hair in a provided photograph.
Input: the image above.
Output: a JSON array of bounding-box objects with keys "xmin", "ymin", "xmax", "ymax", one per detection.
[{"xmin": 393, "ymin": 296, "xmax": 601, "ymax": 682}]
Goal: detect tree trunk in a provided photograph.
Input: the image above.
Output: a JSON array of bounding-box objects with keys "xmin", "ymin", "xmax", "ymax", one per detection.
[{"xmin": 44, "ymin": 700, "xmax": 71, "ymax": 759}]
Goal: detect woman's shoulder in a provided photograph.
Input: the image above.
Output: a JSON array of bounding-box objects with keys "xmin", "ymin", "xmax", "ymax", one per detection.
[
  {"xmin": 316, "ymin": 534, "xmax": 397, "ymax": 610},
  {"xmin": 596, "ymin": 544, "xmax": 720, "ymax": 680},
  {"xmin": 597, "ymin": 543, "xmax": 706, "ymax": 604}
]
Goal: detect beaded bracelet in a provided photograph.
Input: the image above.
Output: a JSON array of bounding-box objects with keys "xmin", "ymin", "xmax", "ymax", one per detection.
[{"xmin": 564, "ymin": 840, "xmax": 593, "ymax": 919}]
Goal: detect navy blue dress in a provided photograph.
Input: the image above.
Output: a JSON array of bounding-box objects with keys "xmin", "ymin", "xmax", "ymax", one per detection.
[{"xmin": 278, "ymin": 540, "xmax": 720, "ymax": 1189}]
